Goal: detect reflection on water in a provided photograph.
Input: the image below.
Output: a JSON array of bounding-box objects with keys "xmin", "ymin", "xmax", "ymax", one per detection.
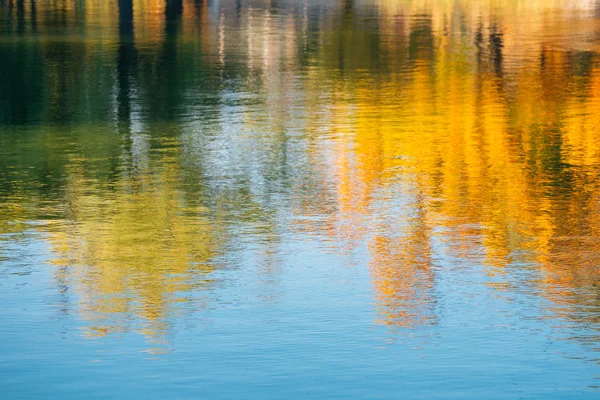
[
  {"xmin": 48, "ymin": 137, "xmax": 222, "ymax": 339},
  {"xmin": 1, "ymin": 0, "xmax": 600, "ymax": 397}
]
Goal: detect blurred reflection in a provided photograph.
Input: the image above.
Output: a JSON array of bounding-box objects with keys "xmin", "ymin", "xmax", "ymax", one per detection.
[
  {"xmin": 48, "ymin": 138, "xmax": 221, "ymax": 339},
  {"xmin": 0, "ymin": 0, "xmax": 599, "ymax": 348}
]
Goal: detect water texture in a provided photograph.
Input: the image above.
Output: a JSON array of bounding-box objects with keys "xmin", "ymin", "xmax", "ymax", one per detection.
[{"xmin": 1, "ymin": 0, "xmax": 600, "ymax": 398}]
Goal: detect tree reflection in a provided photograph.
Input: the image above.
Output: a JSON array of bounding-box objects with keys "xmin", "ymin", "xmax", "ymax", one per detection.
[{"xmin": 0, "ymin": 0, "xmax": 599, "ymax": 349}]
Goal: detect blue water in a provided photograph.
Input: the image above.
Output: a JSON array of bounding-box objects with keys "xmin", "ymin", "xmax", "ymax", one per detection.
[
  {"xmin": 1, "ymin": 0, "xmax": 600, "ymax": 398},
  {"xmin": 1, "ymin": 230, "xmax": 598, "ymax": 398}
]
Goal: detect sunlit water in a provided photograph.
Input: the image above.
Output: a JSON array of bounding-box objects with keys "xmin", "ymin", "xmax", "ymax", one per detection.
[{"xmin": 1, "ymin": 0, "xmax": 600, "ymax": 398}]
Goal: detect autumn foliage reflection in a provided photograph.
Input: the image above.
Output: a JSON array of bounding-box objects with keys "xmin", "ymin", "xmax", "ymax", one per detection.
[{"xmin": 1, "ymin": 0, "xmax": 599, "ymax": 340}]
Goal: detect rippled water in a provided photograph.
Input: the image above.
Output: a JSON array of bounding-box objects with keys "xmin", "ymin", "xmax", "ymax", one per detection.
[{"xmin": 1, "ymin": 0, "xmax": 600, "ymax": 398}]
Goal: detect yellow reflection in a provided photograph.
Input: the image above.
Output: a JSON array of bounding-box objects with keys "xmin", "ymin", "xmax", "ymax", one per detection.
[
  {"xmin": 47, "ymin": 138, "xmax": 220, "ymax": 340},
  {"xmin": 320, "ymin": 0, "xmax": 600, "ymax": 326}
]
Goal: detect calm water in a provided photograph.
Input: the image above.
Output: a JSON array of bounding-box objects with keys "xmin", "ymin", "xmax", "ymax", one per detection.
[{"xmin": 1, "ymin": 0, "xmax": 600, "ymax": 398}]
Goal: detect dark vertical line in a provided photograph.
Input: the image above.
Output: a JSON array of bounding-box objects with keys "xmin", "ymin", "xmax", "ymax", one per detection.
[
  {"xmin": 30, "ymin": 0, "xmax": 36, "ymax": 32},
  {"xmin": 117, "ymin": 0, "xmax": 136, "ymax": 128},
  {"xmin": 16, "ymin": 0, "xmax": 24, "ymax": 35}
]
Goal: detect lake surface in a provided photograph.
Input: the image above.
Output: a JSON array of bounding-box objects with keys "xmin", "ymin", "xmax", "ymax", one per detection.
[{"xmin": 1, "ymin": 0, "xmax": 600, "ymax": 398}]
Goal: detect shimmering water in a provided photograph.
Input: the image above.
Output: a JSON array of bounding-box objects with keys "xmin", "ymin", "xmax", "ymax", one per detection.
[{"xmin": 1, "ymin": 0, "xmax": 600, "ymax": 398}]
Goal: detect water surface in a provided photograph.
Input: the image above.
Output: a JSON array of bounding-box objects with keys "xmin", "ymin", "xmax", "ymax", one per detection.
[{"xmin": 1, "ymin": 0, "xmax": 600, "ymax": 398}]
